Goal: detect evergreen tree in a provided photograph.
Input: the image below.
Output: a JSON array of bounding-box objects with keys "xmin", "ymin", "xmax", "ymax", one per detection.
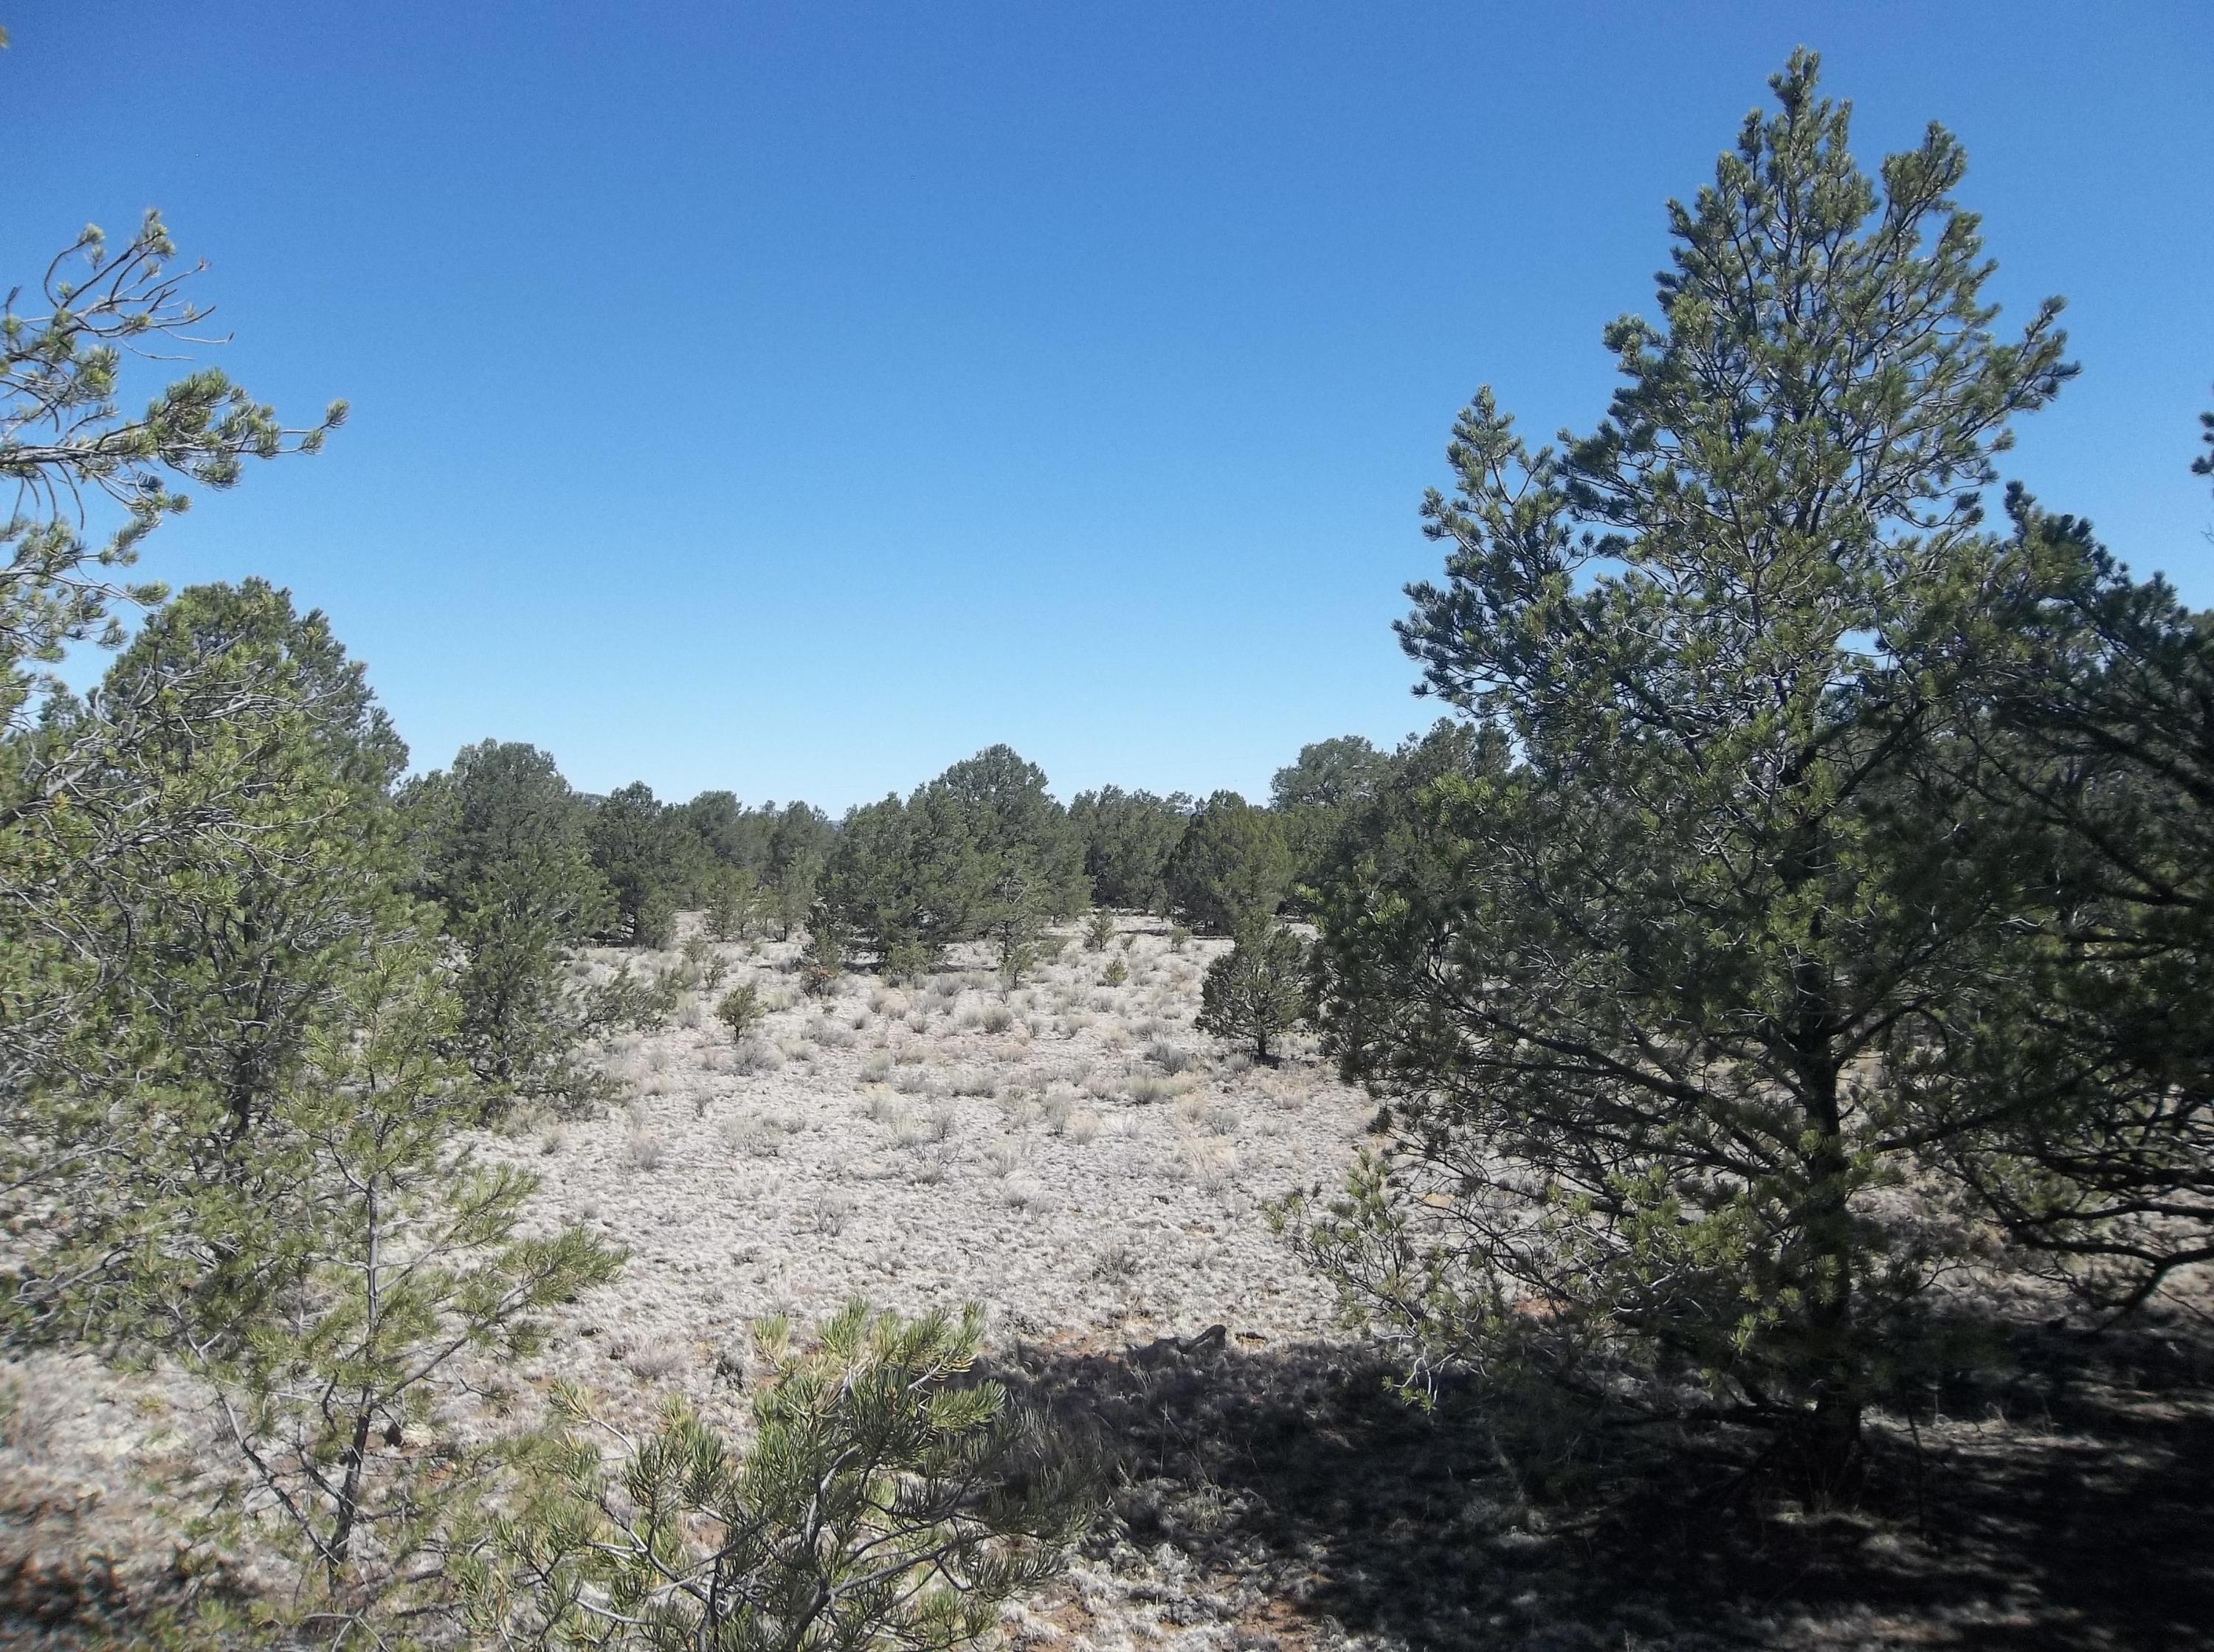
[
  {"xmin": 1294, "ymin": 54, "xmax": 2083, "ymax": 1487},
  {"xmin": 765, "ymin": 800, "xmax": 834, "ymax": 940},
  {"xmin": 0, "ymin": 212, "xmax": 344, "ymax": 1116},
  {"xmin": 1269, "ymin": 736, "xmax": 1390, "ymax": 907},
  {"xmin": 587, "ymin": 781, "xmax": 700, "ymax": 947},
  {"xmin": 1196, "ymin": 922, "xmax": 1311, "ymax": 1062},
  {"xmin": 482, "ymin": 1304, "xmax": 1094, "ymax": 1649},
  {"xmin": 1162, "ymin": 791, "xmax": 1292, "ymax": 936},
  {"xmin": 1069, "ymin": 785, "xmax": 1191, "ymax": 912},
  {"xmin": 402, "ymin": 739, "xmax": 615, "ymax": 1110}
]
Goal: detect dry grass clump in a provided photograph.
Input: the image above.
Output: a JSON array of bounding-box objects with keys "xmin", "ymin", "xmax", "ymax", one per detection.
[
  {"xmin": 1146, "ymin": 1040, "xmax": 1196, "ymax": 1074},
  {"xmin": 732, "ymin": 1038, "xmax": 782, "ymax": 1075},
  {"xmin": 1176, "ymin": 1133, "xmax": 1238, "ymax": 1189},
  {"xmin": 719, "ymin": 1114, "xmax": 780, "ymax": 1157}
]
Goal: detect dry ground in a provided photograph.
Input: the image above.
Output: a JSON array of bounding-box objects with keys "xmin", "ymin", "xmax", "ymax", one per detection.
[{"xmin": 7, "ymin": 916, "xmax": 2213, "ymax": 1649}]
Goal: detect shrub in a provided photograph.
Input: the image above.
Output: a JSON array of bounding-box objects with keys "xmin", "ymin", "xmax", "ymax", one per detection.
[
  {"xmin": 1084, "ymin": 909, "xmax": 1117, "ymax": 951},
  {"xmin": 1147, "ymin": 1041, "xmax": 1196, "ymax": 1075},
  {"xmin": 1101, "ymin": 957, "xmax": 1128, "ymax": 989},
  {"xmin": 1196, "ymin": 924, "xmax": 1310, "ymax": 1062}
]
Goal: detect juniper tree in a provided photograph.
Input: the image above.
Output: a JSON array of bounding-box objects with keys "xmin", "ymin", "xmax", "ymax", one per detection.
[
  {"xmin": 1069, "ymin": 786, "xmax": 1191, "ymax": 912},
  {"xmin": 1162, "ymin": 791, "xmax": 1292, "ymax": 936},
  {"xmin": 1294, "ymin": 53, "xmax": 2083, "ymax": 1487},
  {"xmin": 403, "ymin": 739, "xmax": 616, "ymax": 1112}
]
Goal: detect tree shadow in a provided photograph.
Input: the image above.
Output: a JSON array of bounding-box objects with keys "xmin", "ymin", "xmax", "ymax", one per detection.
[{"xmin": 997, "ymin": 1314, "xmax": 2214, "ymax": 1649}]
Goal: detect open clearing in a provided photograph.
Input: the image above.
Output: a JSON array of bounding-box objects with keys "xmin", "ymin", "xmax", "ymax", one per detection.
[{"xmin": 7, "ymin": 915, "xmax": 2213, "ymax": 1650}]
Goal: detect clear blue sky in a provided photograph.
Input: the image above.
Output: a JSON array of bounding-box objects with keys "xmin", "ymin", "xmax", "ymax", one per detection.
[{"xmin": 8, "ymin": 2, "xmax": 2210, "ymax": 810}]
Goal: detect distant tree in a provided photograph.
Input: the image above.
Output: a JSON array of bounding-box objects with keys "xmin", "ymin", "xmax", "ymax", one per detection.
[
  {"xmin": 1293, "ymin": 54, "xmax": 2091, "ymax": 1490},
  {"xmin": 1069, "ymin": 786, "xmax": 1190, "ymax": 911},
  {"xmin": 821, "ymin": 790, "xmax": 972, "ymax": 970},
  {"xmin": 821, "ymin": 748, "xmax": 1081, "ymax": 973},
  {"xmin": 765, "ymin": 800, "xmax": 834, "ymax": 940},
  {"xmin": 934, "ymin": 744, "xmax": 1089, "ymax": 925},
  {"xmin": 1162, "ymin": 791, "xmax": 1293, "ymax": 935},
  {"xmin": 1196, "ymin": 922, "xmax": 1310, "ymax": 1062},
  {"xmin": 587, "ymin": 781, "xmax": 700, "ymax": 947},
  {"xmin": 1270, "ymin": 736, "xmax": 1390, "ymax": 906},
  {"xmin": 401, "ymin": 739, "xmax": 614, "ymax": 1109},
  {"xmin": 674, "ymin": 788, "xmax": 752, "ymax": 866}
]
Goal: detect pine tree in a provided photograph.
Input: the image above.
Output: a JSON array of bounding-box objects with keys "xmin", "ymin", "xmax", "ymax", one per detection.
[
  {"xmin": 1297, "ymin": 52, "xmax": 2080, "ymax": 1488},
  {"xmin": 1196, "ymin": 922, "xmax": 1311, "ymax": 1062},
  {"xmin": 480, "ymin": 1304, "xmax": 1093, "ymax": 1650}
]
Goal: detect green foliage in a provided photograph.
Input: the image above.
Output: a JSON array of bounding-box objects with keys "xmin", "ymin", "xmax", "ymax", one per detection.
[
  {"xmin": 1068, "ymin": 786, "xmax": 1190, "ymax": 912},
  {"xmin": 821, "ymin": 747, "xmax": 1083, "ymax": 974},
  {"xmin": 402, "ymin": 739, "xmax": 615, "ymax": 1112},
  {"xmin": 706, "ymin": 865, "xmax": 760, "ymax": 941},
  {"xmin": 1297, "ymin": 53, "xmax": 2089, "ymax": 1486},
  {"xmin": 1, "ymin": 215, "xmax": 342, "ymax": 1124},
  {"xmin": 4, "ymin": 579, "xmax": 423, "ymax": 1344},
  {"xmin": 587, "ymin": 782, "xmax": 703, "ymax": 947},
  {"xmin": 1162, "ymin": 791, "xmax": 1293, "ymax": 936},
  {"xmin": 182, "ymin": 943, "xmax": 623, "ymax": 1629},
  {"xmin": 1168, "ymin": 925, "xmax": 1191, "ymax": 953},
  {"xmin": 1101, "ymin": 956, "xmax": 1128, "ymax": 989},
  {"xmin": 1083, "ymin": 908, "xmax": 1117, "ymax": 952},
  {"xmin": 936, "ymin": 744, "xmax": 1090, "ymax": 927},
  {"xmin": 800, "ymin": 899, "xmax": 848, "ymax": 996},
  {"xmin": 583, "ymin": 961, "xmax": 683, "ymax": 1036},
  {"xmin": 1906, "ymin": 493, "xmax": 2214, "ymax": 1310},
  {"xmin": 714, "ymin": 982, "xmax": 766, "ymax": 1043},
  {"xmin": 480, "ymin": 1303, "xmax": 1094, "ymax": 1651},
  {"xmin": 1196, "ymin": 923, "xmax": 1311, "ymax": 1062},
  {"xmin": 1269, "ymin": 736, "xmax": 1390, "ymax": 909}
]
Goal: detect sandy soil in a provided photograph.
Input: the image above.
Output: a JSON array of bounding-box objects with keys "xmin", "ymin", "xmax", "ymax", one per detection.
[
  {"xmin": 494, "ymin": 917, "xmax": 1369, "ymax": 1400},
  {"xmin": 2, "ymin": 914, "xmax": 1384, "ymax": 1648}
]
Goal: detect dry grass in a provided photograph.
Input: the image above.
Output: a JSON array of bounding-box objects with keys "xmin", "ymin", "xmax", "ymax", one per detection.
[{"xmin": 18, "ymin": 913, "xmax": 2201, "ymax": 1650}]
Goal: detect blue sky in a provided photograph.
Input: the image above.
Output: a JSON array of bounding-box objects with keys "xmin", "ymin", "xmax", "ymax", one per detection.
[{"xmin": 8, "ymin": 2, "xmax": 2210, "ymax": 810}]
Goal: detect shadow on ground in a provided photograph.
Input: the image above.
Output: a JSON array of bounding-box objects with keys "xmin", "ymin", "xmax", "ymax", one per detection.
[{"xmin": 999, "ymin": 1314, "xmax": 2214, "ymax": 1650}]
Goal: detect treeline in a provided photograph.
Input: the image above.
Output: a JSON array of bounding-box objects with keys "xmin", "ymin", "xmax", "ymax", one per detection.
[{"xmin": 395, "ymin": 728, "xmax": 1396, "ymax": 990}]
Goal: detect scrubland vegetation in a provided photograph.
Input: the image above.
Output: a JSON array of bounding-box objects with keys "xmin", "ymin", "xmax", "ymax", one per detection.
[{"xmin": 4, "ymin": 50, "xmax": 2213, "ymax": 1652}]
